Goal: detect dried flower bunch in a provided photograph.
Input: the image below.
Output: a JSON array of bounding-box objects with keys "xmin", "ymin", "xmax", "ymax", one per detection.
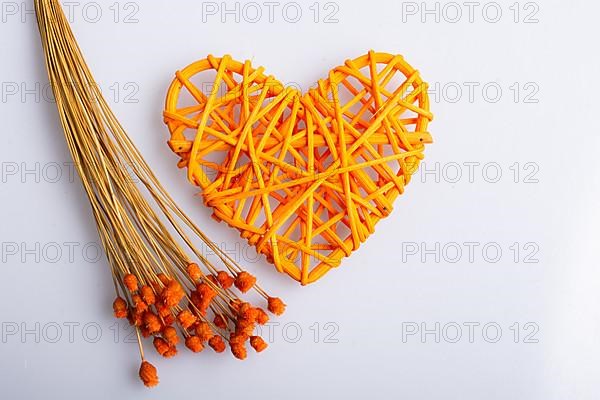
[
  {"xmin": 115, "ymin": 265, "xmax": 285, "ymax": 388},
  {"xmin": 34, "ymin": 0, "xmax": 285, "ymax": 388}
]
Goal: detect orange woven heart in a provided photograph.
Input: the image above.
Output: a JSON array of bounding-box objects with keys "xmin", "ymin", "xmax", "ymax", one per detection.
[{"xmin": 163, "ymin": 51, "xmax": 433, "ymax": 285}]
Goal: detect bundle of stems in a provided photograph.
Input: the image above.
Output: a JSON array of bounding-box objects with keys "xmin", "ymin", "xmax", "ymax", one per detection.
[{"xmin": 35, "ymin": 0, "xmax": 285, "ymax": 387}]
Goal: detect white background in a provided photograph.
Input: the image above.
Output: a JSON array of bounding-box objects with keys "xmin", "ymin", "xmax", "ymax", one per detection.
[{"xmin": 1, "ymin": 0, "xmax": 599, "ymax": 399}]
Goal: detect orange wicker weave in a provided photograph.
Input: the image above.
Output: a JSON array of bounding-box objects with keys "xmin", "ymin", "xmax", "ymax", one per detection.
[{"xmin": 164, "ymin": 51, "xmax": 434, "ymax": 285}]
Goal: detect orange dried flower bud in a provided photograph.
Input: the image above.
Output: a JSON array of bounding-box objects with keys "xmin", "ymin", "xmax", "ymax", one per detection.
[
  {"xmin": 113, "ymin": 297, "xmax": 128, "ymax": 319},
  {"xmin": 239, "ymin": 303, "xmax": 259, "ymax": 322},
  {"xmin": 162, "ymin": 326, "xmax": 179, "ymax": 346},
  {"xmin": 239, "ymin": 301, "xmax": 251, "ymax": 314},
  {"xmin": 234, "ymin": 271, "xmax": 256, "ymax": 293},
  {"xmin": 165, "ymin": 346, "xmax": 178, "ymax": 358},
  {"xmin": 128, "ymin": 310, "xmax": 143, "ymax": 327},
  {"xmin": 235, "ymin": 320, "xmax": 256, "ymax": 337},
  {"xmin": 143, "ymin": 311, "xmax": 162, "ymax": 334},
  {"xmin": 214, "ymin": 315, "xmax": 228, "ymax": 330},
  {"xmin": 185, "ymin": 336, "xmax": 204, "ymax": 353},
  {"xmin": 190, "ymin": 290, "xmax": 202, "ymax": 309},
  {"xmin": 196, "ymin": 283, "xmax": 217, "ymax": 313},
  {"xmin": 187, "ymin": 263, "xmax": 202, "ymax": 282},
  {"xmin": 231, "ymin": 343, "xmax": 247, "ymax": 360},
  {"xmin": 161, "ymin": 281, "xmax": 185, "ymax": 307},
  {"xmin": 209, "ymin": 335, "xmax": 226, "ymax": 353},
  {"xmin": 132, "ymin": 294, "xmax": 148, "ymax": 314},
  {"xmin": 139, "ymin": 361, "xmax": 159, "ymax": 388},
  {"xmin": 153, "ymin": 337, "xmax": 176, "ymax": 358},
  {"xmin": 140, "ymin": 285, "xmax": 156, "ymax": 306},
  {"xmin": 157, "ymin": 273, "xmax": 171, "ymax": 286},
  {"xmin": 250, "ymin": 336, "xmax": 268, "ymax": 353},
  {"xmin": 157, "ymin": 303, "xmax": 171, "ymax": 318},
  {"xmin": 140, "ymin": 326, "xmax": 152, "ymax": 338},
  {"xmin": 196, "ymin": 281, "xmax": 216, "ymax": 295},
  {"xmin": 268, "ymin": 297, "xmax": 286, "ymax": 316},
  {"xmin": 124, "ymin": 274, "xmax": 139, "ymax": 292},
  {"xmin": 164, "ymin": 314, "xmax": 176, "ymax": 326},
  {"xmin": 195, "ymin": 322, "xmax": 214, "ymax": 342},
  {"xmin": 217, "ymin": 271, "xmax": 235, "ymax": 289},
  {"xmin": 230, "ymin": 333, "xmax": 248, "ymax": 346},
  {"xmin": 177, "ymin": 310, "xmax": 198, "ymax": 329},
  {"xmin": 256, "ymin": 308, "xmax": 269, "ymax": 325}
]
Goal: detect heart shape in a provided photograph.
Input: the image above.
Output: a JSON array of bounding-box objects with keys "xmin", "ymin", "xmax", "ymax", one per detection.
[{"xmin": 163, "ymin": 51, "xmax": 433, "ymax": 285}]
